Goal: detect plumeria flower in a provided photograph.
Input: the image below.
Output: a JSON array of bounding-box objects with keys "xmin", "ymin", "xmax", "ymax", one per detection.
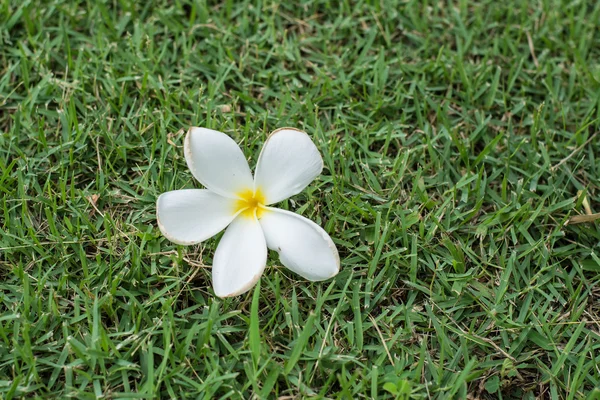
[{"xmin": 157, "ymin": 127, "xmax": 340, "ymax": 297}]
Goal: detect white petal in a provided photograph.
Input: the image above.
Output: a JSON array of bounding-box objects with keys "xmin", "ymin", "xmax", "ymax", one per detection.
[
  {"xmin": 156, "ymin": 189, "xmax": 238, "ymax": 245},
  {"xmin": 184, "ymin": 127, "xmax": 254, "ymax": 199},
  {"xmin": 254, "ymin": 128, "xmax": 323, "ymax": 204},
  {"xmin": 212, "ymin": 215, "xmax": 267, "ymax": 297},
  {"xmin": 259, "ymin": 207, "xmax": 339, "ymax": 281}
]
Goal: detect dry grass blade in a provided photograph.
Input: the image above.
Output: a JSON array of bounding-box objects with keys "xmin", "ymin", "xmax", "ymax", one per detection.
[{"xmin": 566, "ymin": 213, "xmax": 600, "ymax": 225}]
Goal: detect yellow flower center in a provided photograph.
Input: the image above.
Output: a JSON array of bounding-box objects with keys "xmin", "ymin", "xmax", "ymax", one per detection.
[{"xmin": 235, "ymin": 188, "xmax": 267, "ymax": 219}]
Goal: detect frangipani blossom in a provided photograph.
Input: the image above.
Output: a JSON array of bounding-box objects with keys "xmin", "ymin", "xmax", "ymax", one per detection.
[{"xmin": 157, "ymin": 127, "xmax": 340, "ymax": 297}]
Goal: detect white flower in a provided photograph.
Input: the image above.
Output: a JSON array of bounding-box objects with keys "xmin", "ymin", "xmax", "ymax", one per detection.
[{"xmin": 156, "ymin": 127, "xmax": 340, "ymax": 297}]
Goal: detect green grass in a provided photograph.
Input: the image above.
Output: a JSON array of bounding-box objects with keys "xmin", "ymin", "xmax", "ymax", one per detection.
[{"xmin": 1, "ymin": 0, "xmax": 600, "ymax": 398}]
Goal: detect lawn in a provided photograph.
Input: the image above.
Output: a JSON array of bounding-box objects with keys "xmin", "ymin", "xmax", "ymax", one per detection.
[{"xmin": 1, "ymin": 0, "xmax": 600, "ymax": 398}]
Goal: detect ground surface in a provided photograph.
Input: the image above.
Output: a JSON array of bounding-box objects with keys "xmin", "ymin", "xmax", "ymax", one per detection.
[{"xmin": 1, "ymin": 0, "xmax": 600, "ymax": 398}]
